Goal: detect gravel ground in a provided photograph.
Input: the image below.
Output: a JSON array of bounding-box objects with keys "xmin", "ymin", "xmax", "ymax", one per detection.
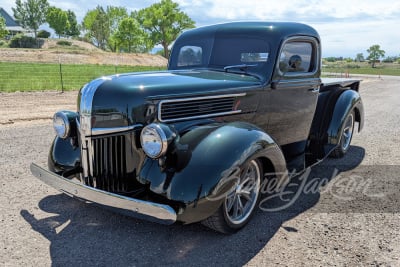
[{"xmin": 1, "ymin": 75, "xmax": 399, "ymax": 266}]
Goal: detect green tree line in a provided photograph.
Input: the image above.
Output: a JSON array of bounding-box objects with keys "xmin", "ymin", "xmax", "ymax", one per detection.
[
  {"xmin": 6, "ymin": 0, "xmax": 195, "ymax": 57},
  {"xmin": 325, "ymin": 45, "xmax": 400, "ymax": 68}
]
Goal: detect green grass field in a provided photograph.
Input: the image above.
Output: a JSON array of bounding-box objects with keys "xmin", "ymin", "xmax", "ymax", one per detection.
[
  {"xmin": 322, "ymin": 61, "xmax": 400, "ymax": 76},
  {"xmin": 0, "ymin": 62, "xmax": 165, "ymax": 92},
  {"xmin": 1, "ymin": 61, "xmax": 399, "ymax": 92}
]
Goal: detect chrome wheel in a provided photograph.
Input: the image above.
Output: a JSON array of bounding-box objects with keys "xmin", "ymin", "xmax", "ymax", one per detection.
[
  {"xmin": 341, "ymin": 112, "xmax": 354, "ymax": 151},
  {"xmin": 330, "ymin": 110, "xmax": 355, "ymax": 158},
  {"xmin": 223, "ymin": 159, "xmax": 261, "ymax": 225}
]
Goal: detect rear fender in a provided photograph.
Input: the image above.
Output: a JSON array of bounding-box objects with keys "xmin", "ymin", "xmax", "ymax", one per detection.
[
  {"xmin": 138, "ymin": 121, "xmax": 287, "ymax": 223},
  {"xmin": 326, "ymin": 89, "xmax": 364, "ymax": 153}
]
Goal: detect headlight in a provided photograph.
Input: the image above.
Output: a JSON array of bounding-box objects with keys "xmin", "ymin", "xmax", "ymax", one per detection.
[
  {"xmin": 140, "ymin": 124, "xmax": 168, "ymax": 158},
  {"xmin": 140, "ymin": 123, "xmax": 170, "ymax": 159},
  {"xmin": 53, "ymin": 111, "xmax": 77, "ymax": 139}
]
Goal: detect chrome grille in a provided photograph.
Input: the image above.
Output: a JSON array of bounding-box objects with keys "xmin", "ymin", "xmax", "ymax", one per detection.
[
  {"xmin": 158, "ymin": 93, "xmax": 245, "ymax": 122},
  {"xmin": 83, "ymin": 134, "xmax": 136, "ymax": 193}
]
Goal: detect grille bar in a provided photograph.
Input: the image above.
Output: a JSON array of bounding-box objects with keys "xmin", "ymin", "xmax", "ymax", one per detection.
[
  {"xmin": 161, "ymin": 106, "xmax": 236, "ymax": 119},
  {"xmin": 91, "ymin": 135, "xmax": 127, "ymax": 193}
]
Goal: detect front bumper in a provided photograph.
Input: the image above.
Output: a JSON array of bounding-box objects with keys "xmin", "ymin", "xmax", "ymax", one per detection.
[{"xmin": 30, "ymin": 163, "xmax": 177, "ymax": 225}]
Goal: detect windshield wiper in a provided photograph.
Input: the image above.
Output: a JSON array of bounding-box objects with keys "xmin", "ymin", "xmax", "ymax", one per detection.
[
  {"xmin": 223, "ymin": 64, "xmax": 257, "ymax": 72},
  {"xmin": 222, "ymin": 64, "xmax": 261, "ymax": 80}
]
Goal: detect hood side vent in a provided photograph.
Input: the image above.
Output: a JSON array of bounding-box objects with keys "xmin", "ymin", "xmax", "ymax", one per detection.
[{"xmin": 158, "ymin": 93, "xmax": 245, "ymax": 122}]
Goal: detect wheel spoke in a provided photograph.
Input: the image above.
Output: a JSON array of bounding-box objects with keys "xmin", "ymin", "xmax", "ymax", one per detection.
[
  {"xmin": 240, "ymin": 177, "xmax": 251, "ymax": 187},
  {"xmin": 242, "ymin": 164, "xmax": 251, "ymax": 177},
  {"xmin": 233, "ymin": 197, "xmax": 240, "ymax": 218},
  {"xmin": 237, "ymin": 197, "xmax": 244, "ymax": 216},
  {"xmin": 226, "ymin": 194, "xmax": 235, "ymax": 212},
  {"xmin": 240, "ymin": 190, "xmax": 252, "ymax": 201}
]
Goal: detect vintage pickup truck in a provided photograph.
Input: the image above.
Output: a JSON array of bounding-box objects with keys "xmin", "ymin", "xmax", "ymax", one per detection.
[{"xmin": 31, "ymin": 22, "xmax": 364, "ymax": 233}]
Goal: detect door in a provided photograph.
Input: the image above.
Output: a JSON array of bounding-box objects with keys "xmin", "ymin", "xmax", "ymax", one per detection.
[{"xmin": 267, "ymin": 37, "xmax": 321, "ymax": 164}]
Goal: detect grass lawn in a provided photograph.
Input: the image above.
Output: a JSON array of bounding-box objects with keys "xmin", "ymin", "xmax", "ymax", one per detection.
[
  {"xmin": 1, "ymin": 61, "xmax": 399, "ymax": 92},
  {"xmin": 0, "ymin": 62, "xmax": 165, "ymax": 92},
  {"xmin": 322, "ymin": 61, "xmax": 400, "ymax": 76}
]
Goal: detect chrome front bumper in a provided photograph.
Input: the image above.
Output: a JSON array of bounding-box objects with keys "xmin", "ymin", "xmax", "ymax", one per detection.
[{"xmin": 30, "ymin": 163, "xmax": 177, "ymax": 225}]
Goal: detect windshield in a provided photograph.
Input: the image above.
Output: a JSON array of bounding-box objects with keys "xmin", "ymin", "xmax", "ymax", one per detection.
[{"xmin": 170, "ymin": 33, "xmax": 270, "ymax": 79}]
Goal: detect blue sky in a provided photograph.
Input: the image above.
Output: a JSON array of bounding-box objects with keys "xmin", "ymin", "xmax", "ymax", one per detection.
[{"xmin": 2, "ymin": 0, "xmax": 399, "ymax": 57}]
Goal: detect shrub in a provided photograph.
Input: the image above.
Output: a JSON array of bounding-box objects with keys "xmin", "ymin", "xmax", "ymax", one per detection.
[
  {"xmin": 345, "ymin": 64, "xmax": 360, "ymax": 69},
  {"xmin": 9, "ymin": 34, "xmax": 44, "ymax": 48},
  {"xmin": 37, "ymin": 30, "xmax": 51, "ymax": 38},
  {"xmin": 56, "ymin": 40, "xmax": 72, "ymax": 46}
]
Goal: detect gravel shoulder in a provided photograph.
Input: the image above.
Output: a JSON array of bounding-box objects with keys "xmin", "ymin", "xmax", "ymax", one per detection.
[{"xmin": 1, "ymin": 75, "xmax": 399, "ymax": 266}]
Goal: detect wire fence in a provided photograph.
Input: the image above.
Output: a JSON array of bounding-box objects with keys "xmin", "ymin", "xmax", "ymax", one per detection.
[
  {"xmin": 2, "ymin": 60, "xmax": 399, "ymax": 93},
  {"xmin": 0, "ymin": 61, "xmax": 166, "ymax": 92}
]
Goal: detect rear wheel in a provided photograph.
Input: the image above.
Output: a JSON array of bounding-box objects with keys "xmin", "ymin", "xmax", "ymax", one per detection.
[
  {"xmin": 202, "ymin": 159, "xmax": 262, "ymax": 234},
  {"xmin": 330, "ymin": 110, "xmax": 355, "ymax": 158}
]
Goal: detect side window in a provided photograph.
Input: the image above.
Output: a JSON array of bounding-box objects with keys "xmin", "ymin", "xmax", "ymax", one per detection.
[
  {"xmin": 177, "ymin": 46, "xmax": 203, "ymax": 67},
  {"xmin": 279, "ymin": 42, "xmax": 313, "ymax": 73}
]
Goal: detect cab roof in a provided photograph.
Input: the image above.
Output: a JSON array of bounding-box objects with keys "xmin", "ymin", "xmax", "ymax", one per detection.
[{"xmin": 178, "ymin": 21, "xmax": 320, "ymax": 42}]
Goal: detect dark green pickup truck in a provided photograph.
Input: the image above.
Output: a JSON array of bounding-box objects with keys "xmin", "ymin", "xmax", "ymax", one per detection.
[{"xmin": 31, "ymin": 22, "xmax": 364, "ymax": 233}]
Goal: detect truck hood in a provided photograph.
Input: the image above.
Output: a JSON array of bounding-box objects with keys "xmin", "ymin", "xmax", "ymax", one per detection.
[{"xmin": 79, "ymin": 70, "xmax": 261, "ymax": 128}]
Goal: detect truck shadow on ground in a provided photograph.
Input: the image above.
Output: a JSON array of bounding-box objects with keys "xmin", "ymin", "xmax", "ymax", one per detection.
[{"xmin": 21, "ymin": 146, "xmax": 365, "ymax": 266}]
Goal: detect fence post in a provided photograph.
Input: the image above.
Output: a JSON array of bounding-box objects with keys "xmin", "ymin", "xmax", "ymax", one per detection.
[{"xmin": 59, "ymin": 56, "xmax": 64, "ymax": 93}]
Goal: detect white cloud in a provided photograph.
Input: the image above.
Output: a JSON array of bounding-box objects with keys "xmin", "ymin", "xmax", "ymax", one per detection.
[{"xmin": 198, "ymin": 0, "xmax": 400, "ymax": 22}]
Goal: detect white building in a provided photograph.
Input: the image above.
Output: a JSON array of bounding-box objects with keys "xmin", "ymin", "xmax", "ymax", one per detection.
[{"xmin": 0, "ymin": 8, "xmax": 28, "ymax": 37}]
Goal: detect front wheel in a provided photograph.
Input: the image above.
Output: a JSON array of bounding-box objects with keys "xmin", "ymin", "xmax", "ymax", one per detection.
[
  {"xmin": 330, "ymin": 110, "xmax": 355, "ymax": 158},
  {"xmin": 202, "ymin": 159, "xmax": 262, "ymax": 234}
]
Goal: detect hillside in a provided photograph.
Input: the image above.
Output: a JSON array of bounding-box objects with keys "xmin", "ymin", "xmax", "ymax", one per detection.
[{"xmin": 0, "ymin": 39, "xmax": 168, "ymax": 67}]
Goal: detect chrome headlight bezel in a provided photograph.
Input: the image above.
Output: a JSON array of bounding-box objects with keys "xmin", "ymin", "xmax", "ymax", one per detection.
[
  {"xmin": 140, "ymin": 123, "xmax": 168, "ymax": 159},
  {"xmin": 53, "ymin": 111, "xmax": 71, "ymax": 139},
  {"xmin": 140, "ymin": 123, "xmax": 171, "ymax": 159},
  {"xmin": 53, "ymin": 110, "xmax": 78, "ymax": 139}
]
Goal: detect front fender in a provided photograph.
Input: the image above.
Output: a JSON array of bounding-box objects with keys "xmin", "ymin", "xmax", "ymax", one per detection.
[
  {"xmin": 48, "ymin": 136, "xmax": 80, "ymax": 176},
  {"xmin": 326, "ymin": 89, "xmax": 364, "ymax": 153},
  {"xmin": 138, "ymin": 121, "xmax": 287, "ymax": 224}
]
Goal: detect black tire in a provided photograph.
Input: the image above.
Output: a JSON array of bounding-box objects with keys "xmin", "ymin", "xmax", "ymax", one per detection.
[
  {"xmin": 330, "ymin": 110, "xmax": 355, "ymax": 158},
  {"xmin": 202, "ymin": 159, "xmax": 263, "ymax": 234}
]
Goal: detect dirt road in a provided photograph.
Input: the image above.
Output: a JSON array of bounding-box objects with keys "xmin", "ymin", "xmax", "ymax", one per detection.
[{"xmin": 1, "ymin": 76, "xmax": 399, "ymax": 266}]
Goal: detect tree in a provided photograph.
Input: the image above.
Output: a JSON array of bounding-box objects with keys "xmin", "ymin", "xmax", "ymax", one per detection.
[
  {"xmin": 12, "ymin": 0, "xmax": 49, "ymax": 38},
  {"xmin": 367, "ymin": 45, "xmax": 385, "ymax": 68},
  {"xmin": 65, "ymin": 10, "xmax": 79, "ymax": 37},
  {"xmin": 46, "ymin": 7, "xmax": 69, "ymax": 38},
  {"xmin": 82, "ymin": 6, "xmax": 109, "ymax": 50},
  {"xmin": 355, "ymin": 53, "xmax": 365, "ymax": 62},
  {"xmin": 37, "ymin": 29, "xmax": 50, "ymax": 38},
  {"xmin": 114, "ymin": 17, "xmax": 143, "ymax": 53},
  {"xmin": 0, "ymin": 16, "xmax": 8, "ymax": 38},
  {"xmin": 106, "ymin": 6, "xmax": 128, "ymax": 52},
  {"xmin": 137, "ymin": 0, "xmax": 195, "ymax": 58}
]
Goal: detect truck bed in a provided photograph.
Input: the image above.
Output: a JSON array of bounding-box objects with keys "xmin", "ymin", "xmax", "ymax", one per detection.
[
  {"xmin": 320, "ymin": 78, "xmax": 361, "ymax": 92},
  {"xmin": 321, "ymin": 78, "xmax": 361, "ymax": 87}
]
